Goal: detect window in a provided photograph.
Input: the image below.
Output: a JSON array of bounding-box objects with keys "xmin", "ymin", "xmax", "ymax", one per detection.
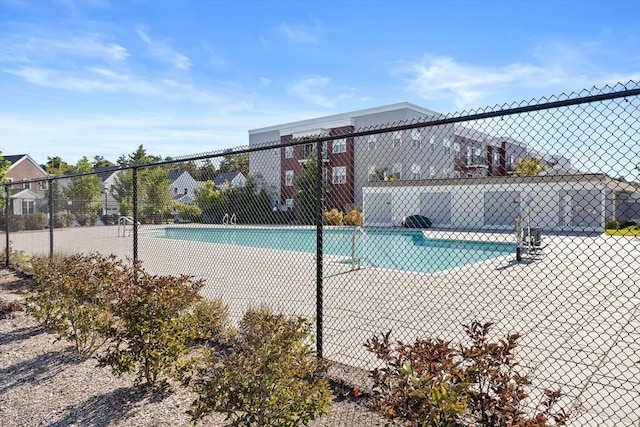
[
  {"xmin": 493, "ymin": 152, "xmax": 500, "ymax": 167},
  {"xmin": 39, "ymin": 181, "xmax": 47, "ymax": 191},
  {"xmin": 285, "ymin": 146, "xmax": 293, "ymax": 158},
  {"xmin": 322, "ymin": 167, "xmax": 328, "ymax": 183},
  {"xmin": 507, "ymin": 155, "xmax": 515, "ymax": 170},
  {"xmin": 6, "ymin": 178, "xmax": 13, "ymax": 188},
  {"xmin": 332, "ymin": 138, "xmax": 346, "ymax": 153},
  {"xmin": 302, "ymin": 144, "xmax": 313, "ymax": 159},
  {"xmin": 174, "ymin": 187, "xmax": 178, "ymax": 194},
  {"xmin": 368, "ymin": 135, "xmax": 377, "ymax": 151},
  {"xmin": 322, "ymin": 141, "xmax": 328, "ymax": 160},
  {"xmin": 442, "ymin": 167, "xmax": 449, "ymax": 177},
  {"xmin": 390, "ymin": 163, "xmax": 401, "ymax": 180},
  {"xmin": 443, "ymin": 138, "xmax": 452, "ymax": 154},
  {"xmin": 411, "ymin": 130, "xmax": 421, "ymax": 148},
  {"xmin": 285, "ymin": 170, "xmax": 294, "ymax": 186},
  {"xmin": 184, "ymin": 188, "xmax": 188, "ymax": 195},
  {"xmin": 392, "ymin": 131, "xmax": 402, "ymax": 148},
  {"xmin": 21, "ymin": 200, "xmax": 34, "ymax": 215},
  {"xmin": 332, "ymin": 166, "xmax": 346, "ymax": 184},
  {"xmin": 368, "ymin": 165, "xmax": 377, "ymax": 182},
  {"xmin": 411, "ymin": 164, "xmax": 421, "ymax": 180},
  {"xmin": 22, "ymin": 181, "xmax": 30, "ymax": 190},
  {"xmin": 285, "ymin": 199, "xmax": 294, "ymax": 211},
  {"xmin": 429, "ymin": 166, "xmax": 435, "ymax": 178},
  {"xmin": 429, "ymin": 137, "xmax": 435, "ymax": 151},
  {"xmin": 467, "ymin": 146, "xmax": 474, "ymax": 165}
]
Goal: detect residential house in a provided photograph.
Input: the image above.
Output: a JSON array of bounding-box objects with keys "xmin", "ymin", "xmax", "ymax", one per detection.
[
  {"xmin": 94, "ymin": 167, "xmax": 122, "ymax": 215},
  {"xmin": 168, "ymin": 170, "xmax": 198, "ymax": 204},
  {"xmin": 3, "ymin": 154, "xmax": 48, "ymax": 215},
  {"xmin": 213, "ymin": 171, "xmax": 246, "ymax": 191}
]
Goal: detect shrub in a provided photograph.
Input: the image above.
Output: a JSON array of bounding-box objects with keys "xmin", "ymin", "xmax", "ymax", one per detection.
[
  {"xmin": 172, "ymin": 202, "xmax": 202, "ymax": 223},
  {"xmin": 0, "ymin": 299, "xmax": 24, "ymax": 319},
  {"xmin": 25, "ymin": 213, "xmax": 47, "ymax": 230},
  {"xmin": 53, "ymin": 212, "xmax": 75, "ymax": 228},
  {"xmin": 183, "ymin": 298, "xmax": 231, "ymax": 345},
  {"xmin": 604, "ymin": 220, "xmax": 620, "ymax": 230},
  {"xmin": 323, "ymin": 208, "xmax": 343, "ymax": 226},
  {"xmin": 76, "ymin": 211, "xmax": 98, "ymax": 226},
  {"xmin": 7, "ymin": 215, "xmax": 26, "ymax": 232},
  {"xmin": 366, "ymin": 322, "xmax": 570, "ymax": 426},
  {"xmin": 99, "ymin": 262, "xmax": 205, "ymax": 388},
  {"xmin": 188, "ymin": 307, "xmax": 331, "ymax": 426},
  {"xmin": 365, "ymin": 331, "xmax": 467, "ymax": 426},
  {"xmin": 343, "ymin": 209, "xmax": 364, "ymax": 226},
  {"xmin": 27, "ymin": 253, "xmax": 120, "ymax": 354},
  {"xmin": 0, "ymin": 242, "xmax": 32, "ymax": 274}
]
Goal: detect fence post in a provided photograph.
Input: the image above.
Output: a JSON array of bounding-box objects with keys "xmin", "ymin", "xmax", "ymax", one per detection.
[
  {"xmin": 315, "ymin": 139, "xmax": 324, "ymax": 359},
  {"xmin": 132, "ymin": 167, "xmax": 138, "ymax": 263},
  {"xmin": 3, "ymin": 184, "xmax": 8, "ymax": 267},
  {"xmin": 48, "ymin": 179, "xmax": 54, "ymax": 259}
]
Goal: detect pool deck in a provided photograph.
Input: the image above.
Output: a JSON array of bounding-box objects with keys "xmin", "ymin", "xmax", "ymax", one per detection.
[{"xmin": 3, "ymin": 225, "xmax": 639, "ymax": 426}]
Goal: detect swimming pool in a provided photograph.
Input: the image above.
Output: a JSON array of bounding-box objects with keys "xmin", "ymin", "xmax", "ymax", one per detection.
[{"xmin": 146, "ymin": 227, "xmax": 515, "ymax": 274}]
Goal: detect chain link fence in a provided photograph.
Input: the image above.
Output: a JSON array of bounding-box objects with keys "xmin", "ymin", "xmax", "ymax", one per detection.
[{"xmin": 2, "ymin": 82, "xmax": 639, "ymax": 426}]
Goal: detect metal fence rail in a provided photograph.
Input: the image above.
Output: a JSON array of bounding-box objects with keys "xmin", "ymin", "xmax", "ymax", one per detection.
[{"xmin": 2, "ymin": 81, "xmax": 639, "ymax": 426}]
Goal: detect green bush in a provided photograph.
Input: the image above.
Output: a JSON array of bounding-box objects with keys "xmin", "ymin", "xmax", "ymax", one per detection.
[
  {"xmin": 604, "ymin": 220, "xmax": 620, "ymax": 230},
  {"xmin": 76, "ymin": 211, "xmax": 98, "ymax": 226},
  {"xmin": 172, "ymin": 202, "xmax": 202, "ymax": 223},
  {"xmin": 7, "ymin": 215, "xmax": 26, "ymax": 232},
  {"xmin": 0, "ymin": 242, "xmax": 32, "ymax": 274},
  {"xmin": 25, "ymin": 213, "xmax": 47, "ymax": 230},
  {"xmin": 27, "ymin": 254, "xmax": 120, "ymax": 354},
  {"xmin": 53, "ymin": 212, "xmax": 75, "ymax": 228},
  {"xmin": 188, "ymin": 307, "xmax": 331, "ymax": 426},
  {"xmin": 98, "ymin": 262, "xmax": 205, "ymax": 388},
  {"xmin": 366, "ymin": 322, "xmax": 570, "ymax": 426}
]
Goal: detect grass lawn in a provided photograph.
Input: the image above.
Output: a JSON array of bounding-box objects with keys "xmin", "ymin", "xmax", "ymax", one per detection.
[{"xmin": 605, "ymin": 226, "xmax": 640, "ymax": 237}]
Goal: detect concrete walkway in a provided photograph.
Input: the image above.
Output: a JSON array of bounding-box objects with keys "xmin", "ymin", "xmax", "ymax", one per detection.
[{"xmin": 3, "ymin": 225, "xmax": 638, "ymax": 426}]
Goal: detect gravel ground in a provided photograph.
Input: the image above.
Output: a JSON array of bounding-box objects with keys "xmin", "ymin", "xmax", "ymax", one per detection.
[{"xmin": 0, "ymin": 268, "xmax": 387, "ymax": 427}]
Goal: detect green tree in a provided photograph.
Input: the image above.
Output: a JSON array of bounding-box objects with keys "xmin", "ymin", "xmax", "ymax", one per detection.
[
  {"xmin": 140, "ymin": 167, "xmax": 172, "ymax": 219},
  {"xmin": 195, "ymin": 180, "xmax": 225, "ymax": 223},
  {"xmin": 92, "ymin": 155, "xmax": 115, "ymax": 168},
  {"xmin": 43, "ymin": 156, "xmax": 74, "ymax": 175},
  {"xmin": 512, "ymin": 156, "xmax": 547, "ymax": 177},
  {"xmin": 294, "ymin": 152, "xmax": 324, "ymax": 225},
  {"xmin": 65, "ymin": 157, "xmax": 102, "ymax": 225},
  {"xmin": 0, "ymin": 152, "xmax": 11, "ymax": 207},
  {"xmin": 218, "ymin": 150, "xmax": 249, "ymax": 176}
]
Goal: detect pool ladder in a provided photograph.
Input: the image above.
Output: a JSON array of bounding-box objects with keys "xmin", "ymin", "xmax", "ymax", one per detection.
[
  {"xmin": 117, "ymin": 216, "xmax": 140, "ymax": 237},
  {"xmin": 222, "ymin": 213, "xmax": 237, "ymax": 226}
]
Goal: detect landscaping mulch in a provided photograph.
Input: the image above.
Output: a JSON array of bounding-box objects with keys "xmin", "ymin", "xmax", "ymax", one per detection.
[{"xmin": 0, "ymin": 267, "xmax": 385, "ymax": 426}]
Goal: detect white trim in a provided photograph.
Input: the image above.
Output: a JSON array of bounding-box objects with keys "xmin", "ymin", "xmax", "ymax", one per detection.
[{"xmin": 248, "ymin": 102, "xmax": 439, "ymax": 135}]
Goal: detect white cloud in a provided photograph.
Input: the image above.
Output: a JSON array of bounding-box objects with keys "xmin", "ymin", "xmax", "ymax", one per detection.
[
  {"xmin": 395, "ymin": 40, "xmax": 640, "ymax": 109},
  {"xmin": 1, "ymin": 33, "xmax": 129, "ymax": 62},
  {"xmin": 136, "ymin": 27, "xmax": 191, "ymax": 70},
  {"xmin": 277, "ymin": 23, "xmax": 318, "ymax": 43},
  {"xmin": 290, "ymin": 75, "xmax": 354, "ymax": 108}
]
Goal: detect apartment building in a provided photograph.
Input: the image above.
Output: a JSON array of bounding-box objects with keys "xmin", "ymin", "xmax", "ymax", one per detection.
[{"xmin": 248, "ymin": 103, "xmax": 541, "ymax": 211}]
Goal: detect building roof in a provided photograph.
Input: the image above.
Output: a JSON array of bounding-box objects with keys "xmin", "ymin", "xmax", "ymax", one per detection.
[
  {"xmin": 213, "ymin": 171, "xmax": 243, "ymax": 186},
  {"xmin": 248, "ymin": 102, "xmax": 440, "ymax": 135},
  {"xmin": 167, "ymin": 170, "xmax": 187, "ymax": 182},
  {"xmin": 4, "ymin": 154, "xmax": 48, "ymax": 178}
]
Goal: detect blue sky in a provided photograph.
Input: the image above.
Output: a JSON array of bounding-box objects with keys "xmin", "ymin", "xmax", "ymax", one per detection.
[{"xmin": 1, "ymin": 0, "xmax": 639, "ymax": 169}]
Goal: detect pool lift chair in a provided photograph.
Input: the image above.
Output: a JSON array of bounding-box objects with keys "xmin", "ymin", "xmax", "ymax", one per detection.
[{"xmin": 514, "ymin": 215, "xmax": 544, "ymax": 262}]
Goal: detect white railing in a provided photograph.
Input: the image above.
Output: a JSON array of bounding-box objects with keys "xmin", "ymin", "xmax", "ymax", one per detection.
[{"xmin": 222, "ymin": 213, "xmax": 237, "ymax": 226}]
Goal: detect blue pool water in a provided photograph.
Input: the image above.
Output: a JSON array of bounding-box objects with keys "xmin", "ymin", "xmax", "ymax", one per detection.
[{"xmin": 146, "ymin": 227, "xmax": 514, "ymax": 274}]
